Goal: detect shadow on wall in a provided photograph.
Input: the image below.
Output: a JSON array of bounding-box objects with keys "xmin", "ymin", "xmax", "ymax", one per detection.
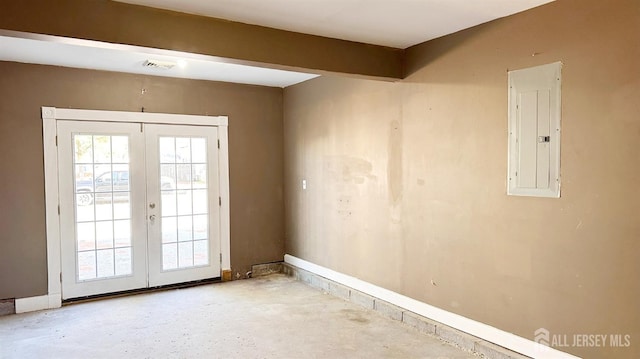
[
  {"xmin": 402, "ymin": 0, "xmax": 567, "ymax": 84},
  {"xmin": 403, "ymin": 17, "xmax": 506, "ymax": 79}
]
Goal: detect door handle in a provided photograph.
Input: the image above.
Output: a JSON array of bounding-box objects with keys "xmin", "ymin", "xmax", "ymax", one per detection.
[{"xmin": 149, "ymin": 214, "xmax": 156, "ymax": 222}]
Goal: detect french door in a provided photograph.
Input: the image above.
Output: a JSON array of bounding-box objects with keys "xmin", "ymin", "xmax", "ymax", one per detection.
[{"xmin": 57, "ymin": 120, "xmax": 221, "ymax": 299}]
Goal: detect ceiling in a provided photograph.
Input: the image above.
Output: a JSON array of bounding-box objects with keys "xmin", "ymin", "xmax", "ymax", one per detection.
[
  {"xmin": 0, "ymin": 1, "xmax": 554, "ymax": 87},
  {"xmin": 115, "ymin": 0, "xmax": 554, "ymax": 48},
  {"xmin": 0, "ymin": 32, "xmax": 319, "ymax": 88}
]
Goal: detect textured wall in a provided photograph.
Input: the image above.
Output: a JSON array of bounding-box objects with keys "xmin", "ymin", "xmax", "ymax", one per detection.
[
  {"xmin": 0, "ymin": 62, "xmax": 285, "ymax": 299},
  {"xmin": 284, "ymin": 1, "xmax": 639, "ymax": 358}
]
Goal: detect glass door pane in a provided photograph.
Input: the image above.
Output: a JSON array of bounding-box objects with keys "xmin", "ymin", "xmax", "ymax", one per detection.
[
  {"xmin": 73, "ymin": 134, "xmax": 133, "ymax": 280},
  {"xmin": 158, "ymin": 136, "xmax": 210, "ymax": 270}
]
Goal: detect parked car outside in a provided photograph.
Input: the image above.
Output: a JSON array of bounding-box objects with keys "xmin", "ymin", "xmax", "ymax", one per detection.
[{"xmin": 75, "ymin": 171, "xmax": 175, "ymax": 205}]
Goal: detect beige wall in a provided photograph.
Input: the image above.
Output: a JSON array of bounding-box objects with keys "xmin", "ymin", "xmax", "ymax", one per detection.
[
  {"xmin": 283, "ymin": 0, "xmax": 639, "ymax": 358},
  {"xmin": 0, "ymin": 62, "xmax": 285, "ymax": 299}
]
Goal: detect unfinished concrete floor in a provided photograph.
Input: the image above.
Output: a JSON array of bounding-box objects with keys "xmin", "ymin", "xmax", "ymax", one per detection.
[{"xmin": 0, "ymin": 274, "xmax": 477, "ymax": 358}]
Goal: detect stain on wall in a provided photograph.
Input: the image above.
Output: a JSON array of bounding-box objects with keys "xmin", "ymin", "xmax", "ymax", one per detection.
[
  {"xmin": 387, "ymin": 120, "xmax": 403, "ymax": 206},
  {"xmin": 283, "ymin": 1, "xmax": 640, "ymax": 358},
  {"xmin": 0, "ymin": 62, "xmax": 285, "ymax": 299}
]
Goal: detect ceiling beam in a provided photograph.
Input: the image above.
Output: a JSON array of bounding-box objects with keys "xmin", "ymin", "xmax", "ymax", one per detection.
[{"xmin": 0, "ymin": 0, "xmax": 403, "ymax": 80}]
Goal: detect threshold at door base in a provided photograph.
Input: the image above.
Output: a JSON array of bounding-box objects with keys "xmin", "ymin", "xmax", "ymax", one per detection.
[{"xmin": 62, "ymin": 277, "xmax": 221, "ymax": 305}]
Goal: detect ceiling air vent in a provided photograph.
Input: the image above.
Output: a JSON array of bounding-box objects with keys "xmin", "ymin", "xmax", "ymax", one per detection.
[{"xmin": 143, "ymin": 59, "xmax": 176, "ymax": 70}]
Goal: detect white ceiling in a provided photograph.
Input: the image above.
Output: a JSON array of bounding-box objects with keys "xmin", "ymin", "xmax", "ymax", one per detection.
[
  {"xmin": 116, "ymin": 0, "xmax": 554, "ymax": 48},
  {"xmin": 0, "ymin": 1, "xmax": 554, "ymax": 87},
  {"xmin": 0, "ymin": 32, "xmax": 318, "ymax": 88}
]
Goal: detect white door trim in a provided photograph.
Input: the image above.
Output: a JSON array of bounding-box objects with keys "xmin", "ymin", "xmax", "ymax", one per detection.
[
  {"xmin": 50, "ymin": 108, "xmax": 228, "ymax": 127},
  {"xmin": 41, "ymin": 107, "xmax": 230, "ymax": 308}
]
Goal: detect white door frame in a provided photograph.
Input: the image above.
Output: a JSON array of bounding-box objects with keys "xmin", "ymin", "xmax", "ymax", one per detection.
[{"xmin": 42, "ymin": 107, "xmax": 230, "ymax": 307}]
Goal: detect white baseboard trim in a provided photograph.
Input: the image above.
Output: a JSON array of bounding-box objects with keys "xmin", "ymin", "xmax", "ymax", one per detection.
[
  {"xmin": 15, "ymin": 294, "xmax": 62, "ymax": 314},
  {"xmin": 284, "ymin": 254, "xmax": 579, "ymax": 359}
]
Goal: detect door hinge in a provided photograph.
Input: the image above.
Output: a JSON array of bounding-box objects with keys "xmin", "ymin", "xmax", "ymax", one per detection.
[
  {"xmin": 140, "ymin": 123, "xmax": 143, "ymax": 132},
  {"xmin": 57, "ymin": 205, "xmax": 60, "ymax": 215},
  {"xmin": 220, "ymin": 253, "xmax": 222, "ymax": 264},
  {"xmin": 55, "ymin": 136, "xmax": 58, "ymax": 146},
  {"xmin": 219, "ymin": 197, "xmax": 222, "ymax": 206},
  {"xmin": 60, "ymin": 272, "xmax": 62, "ymax": 283},
  {"xmin": 217, "ymin": 139, "xmax": 220, "ymax": 149}
]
